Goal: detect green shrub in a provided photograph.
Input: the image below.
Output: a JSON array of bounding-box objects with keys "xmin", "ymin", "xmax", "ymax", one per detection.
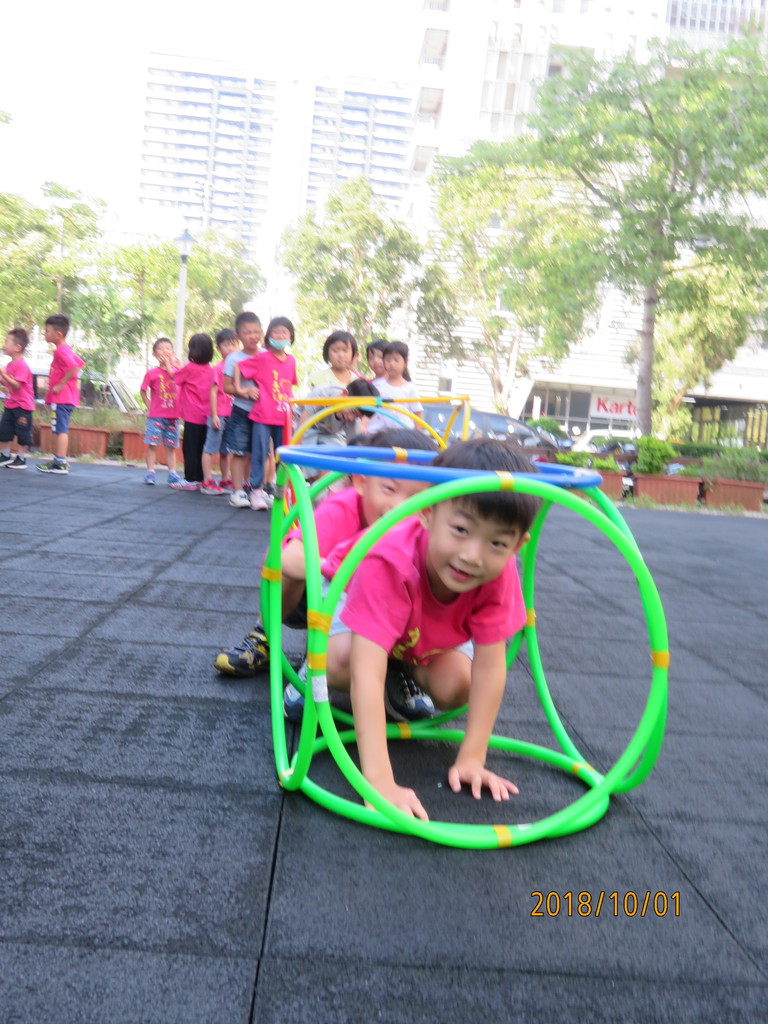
[
  {"xmin": 526, "ymin": 416, "xmax": 565, "ymax": 438},
  {"xmin": 592, "ymin": 456, "xmax": 621, "ymax": 473},
  {"xmin": 694, "ymin": 448, "xmax": 768, "ymax": 483},
  {"xmin": 636, "ymin": 436, "xmax": 675, "ymax": 475},
  {"xmin": 555, "ymin": 451, "xmax": 591, "ymax": 467}
]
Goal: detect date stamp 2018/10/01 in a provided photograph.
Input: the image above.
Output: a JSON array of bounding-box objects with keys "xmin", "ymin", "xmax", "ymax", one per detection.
[{"xmin": 531, "ymin": 891, "xmax": 681, "ymax": 918}]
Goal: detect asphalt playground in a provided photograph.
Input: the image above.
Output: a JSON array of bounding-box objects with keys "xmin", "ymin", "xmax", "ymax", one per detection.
[{"xmin": 0, "ymin": 461, "xmax": 765, "ymax": 1023}]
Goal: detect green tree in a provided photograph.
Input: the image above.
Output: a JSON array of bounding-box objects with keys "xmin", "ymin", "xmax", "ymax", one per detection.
[
  {"xmin": 183, "ymin": 231, "xmax": 264, "ymax": 337},
  {"xmin": 280, "ymin": 177, "xmax": 423, "ymax": 345},
  {"xmin": 520, "ymin": 37, "xmax": 768, "ymax": 435},
  {"xmin": 40, "ymin": 182, "xmax": 105, "ymax": 315},
  {"xmin": 424, "ymin": 142, "xmax": 605, "ymax": 412},
  {"xmin": 0, "ymin": 193, "xmax": 57, "ymax": 327}
]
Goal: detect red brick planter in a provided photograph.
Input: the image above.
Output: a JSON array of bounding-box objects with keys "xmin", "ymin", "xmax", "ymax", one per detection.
[
  {"xmin": 596, "ymin": 471, "xmax": 626, "ymax": 500},
  {"xmin": 703, "ymin": 478, "xmax": 765, "ymax": 512},
  {"xmin": 39, "ymin": 424, "xmax": 109, "ymax": 458},
  {"xmin": 632, "ymin": 474, "xmax": 701, "ymax": 505},
  {"xmin": 121, "ymin": 430, "xmax": 147, "ymax": 461}
]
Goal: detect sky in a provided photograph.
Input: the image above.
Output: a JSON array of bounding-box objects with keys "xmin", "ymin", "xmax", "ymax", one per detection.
[{"xmin": 0, "ymin": 0, "xmax": 419, "ymax": 220}]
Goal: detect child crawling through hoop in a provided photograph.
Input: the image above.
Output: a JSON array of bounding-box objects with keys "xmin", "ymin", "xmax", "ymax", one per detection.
[
  {"xmin": 324, "ymin": 439, "xmax": 542, "ymax": 820},
  {"xmin": 215, "ymin": 427, "xmax": 439, "ymax": 720}
]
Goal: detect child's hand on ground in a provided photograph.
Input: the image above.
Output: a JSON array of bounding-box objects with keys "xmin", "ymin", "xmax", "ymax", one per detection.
[
  {"xmin": 448, "ymin": 757, "xmax": 519, "ymax": 802},
  {"xmin": 365, "ymin": 779, "xmax": 429, "ymax": 821}
]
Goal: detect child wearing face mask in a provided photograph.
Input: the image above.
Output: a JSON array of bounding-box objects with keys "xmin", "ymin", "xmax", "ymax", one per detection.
[{"xmin": 234, "ymin": 316, "xmax": 298, "ymax": 511}]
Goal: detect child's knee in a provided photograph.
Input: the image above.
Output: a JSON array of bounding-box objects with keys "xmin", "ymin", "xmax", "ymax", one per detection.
[{"xmin": 326, "ymin": 634, "xmax": 351, "ymax": 687}]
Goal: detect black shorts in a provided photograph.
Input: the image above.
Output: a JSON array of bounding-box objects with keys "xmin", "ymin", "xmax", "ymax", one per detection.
[{"xmin": 0, "ymin": 406, "xmax": 33, "ymax": 446}]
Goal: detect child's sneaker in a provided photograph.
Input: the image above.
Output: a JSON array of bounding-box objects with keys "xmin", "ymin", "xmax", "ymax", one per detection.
[
  {"xmin": 214, "ymin": 627, "xmax": 270, "ymax": 676},
  {"xmin": 170, "ymin": 478, "xmax": 200, "ymax": 491},
  {"xmin": 144, "ymin": 469, "xmax": 156, "ymax": 485},
  {"xmin": 5, "ymin": 455, "xmax": 27, "ymax": 469},
  {"xmin": 249, "ymin": 488, "xmax": 273, "ymax": 511},
  {"xmin": 37, "ymin": 459, "xmax": 68, "ymax": 474},
  {"xmin": 384, "ymin": 661, "xmax": 436, "ymax": 722},
  {"xmin": 283, "ymin": 682, "xmax": 305, "ymax": 722},
  {"xmin": 219, "ymin": 478, "xmax": 234, "ymax": 493},
  {"xmin": 200, "ymin": 477, "xmax": 224, "ymax": 495},
  {"xmin": 167, "ymin": 470, "xmax": 183, "ymax": 486},
  {"xmin": 0, "ymin": 451, "xmax": 14, "ymax": 467},
  {"xmin": 229, "ymin": 489, "xmax": 251, "ymax": 508}
]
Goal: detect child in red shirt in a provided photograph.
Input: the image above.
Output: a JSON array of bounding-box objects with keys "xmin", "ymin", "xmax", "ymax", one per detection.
[
  {"xmin": 38, "ymin": 313, "xmax": 85, "ymax": 474},
  {"xmin": 325, "ymin": 439, "xmax": 542, "ymax": 819},
  {"xmin": 234, "ymin": 316, "xmax": 297, "ymax": 511},
  {"xmin": 171, "ymin": 333, "xmax": 215, "ymax": 490},
  {"xmin": 0, "ymin": 328, "xmax": 35, "ymax": 470}
]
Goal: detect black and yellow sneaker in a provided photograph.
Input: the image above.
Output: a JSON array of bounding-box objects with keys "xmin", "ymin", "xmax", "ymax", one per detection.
[{"xmin": 214, "ymin": 627, "xmax": 270, "ymax": 677}]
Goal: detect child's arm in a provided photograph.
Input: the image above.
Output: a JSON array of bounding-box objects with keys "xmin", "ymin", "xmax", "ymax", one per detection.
[
  {"xmin": 209, "ymin": 381, "xmax": 220, "ymax": 430},
  {"xmin": 233, "ymin": 362, "xmax": 260, "ymax": 402},
  {"xmin": 140, "ymin": 388, "xmax": 150, "ymax": 411},
  {"xmin": 52, "ymin": 366, "xmax": 79, "ymax": 395},
  {"xmin": 349, "ymin": 633, "xmax": 428, "ymax": 820},
  {"xmin": 0, "ymin": 367, "xmax": 21, "ymax": 388},
  {"xmin": 448, "ymin": 641, "xmax": 518, "ymax": 801}
]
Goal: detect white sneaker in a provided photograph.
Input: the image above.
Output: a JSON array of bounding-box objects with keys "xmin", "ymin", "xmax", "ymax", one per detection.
[
  {"xmin": 229, "ymin": 489, "xmax": 251, "ymax": 508},
  {"xmin": 249, "ymin": 488, "xmax": 271, "ymax": 511}
]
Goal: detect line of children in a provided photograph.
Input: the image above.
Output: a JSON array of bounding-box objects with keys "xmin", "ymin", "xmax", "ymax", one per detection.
[
  {"xmin": 140, "ymin": 337, "xmax": 182, "ymax": 486},
  {"xmin": 0, "ymin": 328, "xmax": 35, "ymax": 469},
  {"xmin": 324, "ymin": 439, "xmax": 541, "ymax": 818}
]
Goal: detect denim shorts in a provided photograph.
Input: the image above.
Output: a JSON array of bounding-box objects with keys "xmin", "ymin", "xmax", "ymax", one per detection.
[
  {"xmin": 0, "ymin": 406, "xmax": 33, "ymax": 446},
  {"xmin": 51, "ymin": 404, "xmax": 74, "ymax": 434},
  {"xmin": 203, "ymin": 416, "xmax": 228, "ymax": 455},
  {"xmin": 144, "ymin": 417, "xmax": 180, "ymax": 448},
  {"xmin": 223, "ymin": 405, "xmax": 252, "ymax": 456}
]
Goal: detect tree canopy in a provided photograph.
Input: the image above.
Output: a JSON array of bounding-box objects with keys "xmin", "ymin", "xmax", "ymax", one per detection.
[{"xmin": 517, "ymin": 36, "xmax": 768, "ymax": 434}]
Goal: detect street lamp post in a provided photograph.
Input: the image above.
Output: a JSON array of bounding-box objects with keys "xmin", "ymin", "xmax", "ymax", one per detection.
[{"xmin": 174, "ymin": 229, "xmax": 195, "ymax": 356}]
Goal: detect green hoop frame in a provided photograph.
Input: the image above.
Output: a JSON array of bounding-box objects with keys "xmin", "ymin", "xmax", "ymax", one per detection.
[{"xmin": 263, "ymin": 447, "xmax": 668, "ymax": 849}]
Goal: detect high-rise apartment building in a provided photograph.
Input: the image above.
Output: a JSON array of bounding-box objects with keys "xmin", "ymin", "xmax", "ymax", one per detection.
[{"xmin": 139, "ymin": 55, "xmax": 277, "ymax": 259}]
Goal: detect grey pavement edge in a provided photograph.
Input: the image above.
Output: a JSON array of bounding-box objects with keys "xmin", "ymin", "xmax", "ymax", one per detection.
[{"xmin": 0, "ymin": 462, "xmax": 766, "ymax": 1024}]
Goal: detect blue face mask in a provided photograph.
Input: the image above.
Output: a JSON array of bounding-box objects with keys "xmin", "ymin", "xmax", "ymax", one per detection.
[{"xmin": 269, "ymin": 336, "xmax": 290, "ymax": 350}]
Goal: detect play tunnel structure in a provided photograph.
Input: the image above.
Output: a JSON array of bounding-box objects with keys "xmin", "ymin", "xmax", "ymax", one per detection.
[{"xmin": 262, "ymin": 443, "xmax": 668, "ymax": 849}]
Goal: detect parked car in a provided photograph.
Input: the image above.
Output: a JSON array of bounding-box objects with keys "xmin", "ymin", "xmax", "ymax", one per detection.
[
  {"xmin": 571, "ymin": 429, "xmax": 638, "ymax": 453},
  {"xmin": 29, "ymin": 368, "xmax": 142, "ymax": 414},
  {"xmin": 420, "ymin": 403, "xmax": 559, "ymax": 450}
]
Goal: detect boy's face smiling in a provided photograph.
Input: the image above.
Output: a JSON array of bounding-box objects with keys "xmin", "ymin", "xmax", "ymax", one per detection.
[
  {"xmin": 353, "ymin": 474, "xmax": 427, "ymax": 527},
  {"xmin": 418, "ymin": 500, "xmax": 527, "ymax": 602},
  {"xmin": 238, "ymin": 322, "xmax": 262, "ymax": 354}
]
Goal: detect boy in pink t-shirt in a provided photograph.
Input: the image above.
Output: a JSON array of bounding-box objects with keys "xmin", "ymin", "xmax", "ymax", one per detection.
[
  {"xmin": 37, "ymin": 313, "xmax": 85, "ymax": 475},
  {"xmin": 233, "ymin": 316, "xmax": 297, "ymax": 511},
  {"xmin": 140, "ymin": 337, "xmax": 182, "ymax": 486},
  {"xmin": 170, "ymin": 333, "xmax": 215, "ymax": 491},
  {"xmin": 0, "ymin": 328, "xmax": 35, "ymax": 470},
  {"xmin": 214, "ymin": 428, "xmax": 438, "ymax": 681},
  {"xmin": 325, "ymin": 439, "xmax": 542, "ymax": 820}
]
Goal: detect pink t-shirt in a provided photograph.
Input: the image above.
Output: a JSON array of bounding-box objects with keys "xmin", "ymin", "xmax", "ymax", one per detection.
[
  {"xmin": 3, "ymin": 356, "xmax": 34, "ymax": 411},
  {"xmin": 238, "ymin": 350, "xmax": 297, "ymax": 426},
  {"xmin": 45, "ymin": 342, "xmax": 85, "ymax": 406},
  {"xmin": 285, "ymin": 486, "xmax": 366, "ymax": 558},
  {"xmin": 214, "ymin": 362, "xmax": 233, "ymax": 418},
  {"xmin": 141, "ymin": 366, "xmax": 179, "ymax": 419},
  {"xmin": 340, "ymin": 517, "xmax": 526, "ymax": 666},
  {"xmin": 173, "ymin": 363, "xmax": 214, "ymax": 425}
]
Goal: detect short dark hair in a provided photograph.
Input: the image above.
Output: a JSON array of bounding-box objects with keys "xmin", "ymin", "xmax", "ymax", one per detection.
[
  {"xmin": 235, "ymin": 311, "xmax": 260, "ymax": 333},
  {"xmin": 216, "ymin": 328, "xmax": 236, "ymax": 348},
  {"xmin": 370, "ymin": 426, "xmax": 439, "ymax": 453},
  {"xmin": 45, "ymin": 314, "xmax": 70, "ymax": 337},
  {"xmin": 366, "ymin": 338, "xmax": 387, "ymax": 357},
  {"xmin": 6, "ymin": 327, "xmax": 29, "ymax": 351},
  {"xmin": 431, "ymin": 438, "xmax": 541, "ymax": 532},
  {"xmin": 265, "ymin": 316, "xmax": 295, "ymax": 345},
  {"xmin": 322, "ymin": 330, "xmax": 357, "ymax": 362},
  {"xmin": 152, "ymin": 337, "xmax": 172, "ymax": 353},
  {"xmin": 382, "ymin": 340, "xmax": 411, "ymax": 380},
  {"xmin": 187, "ymin": 333, "xmax": 214, "ymax": 365},
  {"xmin": 345, "ymin": 377, "xmax": 379, "ymax": 418}
]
